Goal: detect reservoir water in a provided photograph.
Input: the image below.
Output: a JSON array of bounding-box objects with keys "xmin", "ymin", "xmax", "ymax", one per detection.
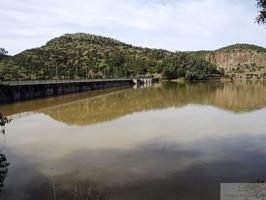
[{"xmin": 1, "ymin": 81, "xmax": 266, "ymax": 200}]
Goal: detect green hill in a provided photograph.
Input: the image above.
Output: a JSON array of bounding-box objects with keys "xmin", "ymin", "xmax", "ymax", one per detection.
[
  {"xmin": 190, "ymin": 44, "xmax": 266, "ymax": 56},
  {"xmin": 217, "ymin": 44, "xmax": 266, "ymax": 53},
  {"xmin": 0, "ymin": 33, "xmax": 222, "ymax": 81}
]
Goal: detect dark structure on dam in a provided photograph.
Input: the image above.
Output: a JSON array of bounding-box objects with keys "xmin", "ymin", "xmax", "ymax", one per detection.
[{"xmin": 0, "ymin": 78, "xmax": 159, "ymax": 104}]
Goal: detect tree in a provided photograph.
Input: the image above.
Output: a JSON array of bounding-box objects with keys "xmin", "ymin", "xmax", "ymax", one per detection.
[
  {"xmin": 256, "ymin": 0, "xmax": 266, "ymax": 24},
  {"xmin": 0, "ymin": 153, "xmax": 9, "ymax": 189},
  {"xmin": 162, "ymin": 63, "xmax": 177, "ymax": 80},
  {"xmin": 0, "ymin": 48, "xmax": 8, "ymax": 56},
  {"xmin": 0, "ymin": 113, "xmax": 10, "ymax": 190}
]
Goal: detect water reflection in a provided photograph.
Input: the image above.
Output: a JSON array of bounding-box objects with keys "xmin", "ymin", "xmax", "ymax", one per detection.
[
  {"xmin": 0, "ymin": 87, "xmax": 123, "ymax": 116},
  {"xmin": 1, "ymin": 81, "xmax": 266, "ymax": 200},
  {"xmin": 41, "ymin": 81, "xmax": 266, "ymax": 125},
  {"xmin": 2, "ymin": 81, "xmax": 266, "ymax": 126}
]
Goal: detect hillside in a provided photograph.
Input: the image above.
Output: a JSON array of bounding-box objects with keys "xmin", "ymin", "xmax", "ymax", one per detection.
[
  {"xmin": 190, "ymin": 44, "xmax": 266, "ymax": 80},
  {"xmin": 0, "ymin": 33, "xmax": 221, "ymax": 81}
]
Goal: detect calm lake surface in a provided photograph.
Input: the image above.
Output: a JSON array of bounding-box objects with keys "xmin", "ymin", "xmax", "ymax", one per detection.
[{"xmin": 1, "ymin": 81, "xmax": 266, "ymax": 200}]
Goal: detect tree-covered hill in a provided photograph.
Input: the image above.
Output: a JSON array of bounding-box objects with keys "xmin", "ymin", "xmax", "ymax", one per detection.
[{"xmin": 0, "ymin": 33, "xmax": 222, "ymax": 81}]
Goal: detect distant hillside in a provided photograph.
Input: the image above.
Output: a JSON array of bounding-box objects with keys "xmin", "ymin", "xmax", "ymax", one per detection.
[
  {"xmin": 217, "ymin": 44, "xmax": 266, "ymax": 53},
  {"xmin": 0, "ymin": 33, "xmax": 221, "ymax": 81},
  {"xmin": 190, "ymin": 44, "xmax": 266, "ymax": 80}
]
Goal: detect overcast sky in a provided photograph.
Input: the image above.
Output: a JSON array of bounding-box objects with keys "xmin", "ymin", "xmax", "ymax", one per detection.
[{"xmin": 1, "ymin": 0, "xmax": 265, "ymax": 55}]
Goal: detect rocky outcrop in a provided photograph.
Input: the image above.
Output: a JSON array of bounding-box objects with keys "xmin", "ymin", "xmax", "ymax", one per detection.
[{"xmin": 200, "ymin": 45, "xmax": 266, "ymax": 79}]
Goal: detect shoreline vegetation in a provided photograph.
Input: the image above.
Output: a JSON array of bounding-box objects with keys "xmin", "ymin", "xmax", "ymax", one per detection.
[{"xmin": 0, "ymin": 33, "xmax": 265, "ymax": 82}]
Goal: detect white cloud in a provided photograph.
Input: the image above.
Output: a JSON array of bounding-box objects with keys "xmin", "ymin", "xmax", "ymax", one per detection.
[{"xmin": 0, "ymin": 0, "xmax": 265, "ymax": 55}]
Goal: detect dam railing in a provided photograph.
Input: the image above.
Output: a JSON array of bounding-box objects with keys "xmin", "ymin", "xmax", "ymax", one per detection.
[{"xmin": 1, "ymin": 78, "xmax": 133, "ymax": 86}]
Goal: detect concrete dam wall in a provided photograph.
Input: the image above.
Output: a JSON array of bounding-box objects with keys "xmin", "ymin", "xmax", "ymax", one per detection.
[{"xmin": 0, "ymin": 79, "xmax": 135, "ymax": 104}]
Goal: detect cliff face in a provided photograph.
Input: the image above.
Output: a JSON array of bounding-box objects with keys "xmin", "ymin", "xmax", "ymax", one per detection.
[{"xmin": 200, "ymin": 45, "xmax": 266, "ymax": 79}]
